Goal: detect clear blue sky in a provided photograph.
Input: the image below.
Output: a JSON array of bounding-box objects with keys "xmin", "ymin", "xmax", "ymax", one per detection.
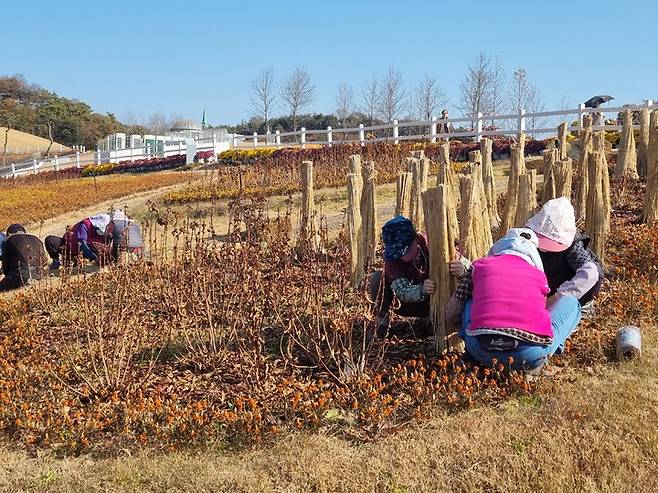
[{"xmin": 1, "ymin": 0, "xmax": 655, "ymax": 125}]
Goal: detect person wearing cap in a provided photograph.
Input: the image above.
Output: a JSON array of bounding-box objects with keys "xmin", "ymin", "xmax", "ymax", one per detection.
[
  {"xmin": 45, "ymin": 213, "xmax": 113, "ymax": 269},
  {"xmin": 446, "ymin": 228, "xmax": 582, "ymax": 372},
  {"xmin": 525, "ymin": 197, "xmax": 603, "ymax": 308},
  {"xmin": 0, "ymin": 224, "xmax": 48, "ymax": 292},
  {"xmin": 369, "ymin": 215, "xmax": 467, "ymax": 338}
]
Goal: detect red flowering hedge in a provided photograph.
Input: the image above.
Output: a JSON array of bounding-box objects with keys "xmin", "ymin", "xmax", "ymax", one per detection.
[
  {"xmin": 221, "ymin": 139, "xmax": 550, "ymax": 169},
  {"xmin": 82, "ymin": 154, "xmax": 187, "ymax": 176}
]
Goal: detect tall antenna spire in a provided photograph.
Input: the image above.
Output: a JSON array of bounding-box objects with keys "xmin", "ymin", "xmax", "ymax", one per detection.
[{"xmin": 202, "ymin": 108, "xmax": 207, "ymax": 128}]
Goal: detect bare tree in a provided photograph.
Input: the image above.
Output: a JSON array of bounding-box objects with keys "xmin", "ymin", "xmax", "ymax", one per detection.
[
  {"xmin": 458, "ymin": 53, "xmax": 492, "ymax": 120},
  {"xmin": 488, "ymin": 57, "xmax": 506, "ymax": 126},
  {"xmin": 360, "ymin": 76, "xmax": 380, "ymax": 126},
  {"xmin": 335, "ymin": 83, "xmax": 354, "ymax": 127},
  {"xmin": 509, "ymin": 68, "xmax": 545, "ymax": 129},
  {"xmin": 378, "ymin": 68, "xmax": 407, "ymax": 123},
  {"xmin": 280, "ymin": 68, "xmax": 316, "ymax": 131},
  {"xmin": 415, "ymin": 74, "xmax": 448, "ymax": 121},
  {"xmin": 250, "ymin": 68, "xmax": 277, "ymax": 134},
  {"xmin": 147, "ymin": 112, "xmax": 170, "ymax": 135},
  {"xmin": 458, "ymin": 53, "xmax": 506, "ymax": 126}
]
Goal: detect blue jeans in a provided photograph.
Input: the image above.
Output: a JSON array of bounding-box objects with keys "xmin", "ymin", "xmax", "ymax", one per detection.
[{"xmin": 460, "ymin": 295, "xmax": 581, "ymax": 370}]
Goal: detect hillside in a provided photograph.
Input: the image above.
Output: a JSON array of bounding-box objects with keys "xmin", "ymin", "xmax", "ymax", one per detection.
[{"xmin": 1, "ymin": 127, "xmax": 67, "ymax": 153}]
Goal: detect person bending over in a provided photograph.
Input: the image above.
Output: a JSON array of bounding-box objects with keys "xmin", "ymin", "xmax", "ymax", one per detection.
[
  {"xmin": 446, "ymin": 228, "xmax": 581, "ymax": 374},
  {"xmin": 0, "ymin": 224, "xmax": 48, "ymax": 292}
]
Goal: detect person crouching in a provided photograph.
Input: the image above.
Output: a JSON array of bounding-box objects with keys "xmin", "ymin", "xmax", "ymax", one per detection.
[
  {"xmin": 369, "ymin": 216, "xmax": 436, "ymax": 338},
  {"xmin": 446, "ymin": 228, "xmax": 581, "ymax": 374},
  {"xmin": 0, "ymin": 224, "xmax": 48, "ymax": 292}
]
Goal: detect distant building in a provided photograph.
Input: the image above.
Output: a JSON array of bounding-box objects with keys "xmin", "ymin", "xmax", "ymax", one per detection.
[{"xmin": 97, "ymin": 116, "xmax": 232, "ymax": 151}]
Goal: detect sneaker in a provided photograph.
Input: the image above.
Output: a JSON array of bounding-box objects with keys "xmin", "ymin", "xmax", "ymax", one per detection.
[{"xmin": 581, "ymin": 300, "xmax": 595, "ymax": 319}]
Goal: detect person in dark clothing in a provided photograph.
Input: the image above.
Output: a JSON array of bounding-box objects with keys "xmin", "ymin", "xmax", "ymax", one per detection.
[
  {"xmin": 525, "ymin": 197, "xmax": 604, "ymax": 309},
  {"xmin": 370, "ymin": 216, "xmax": 433, "ymax": 333},
  {"xmin": 369, "ymin": 216, "xmax": 468, "ymax": 338},
  {"xmin": 0, "ymin": 224, "xmax": 48, "ymax": 292}
]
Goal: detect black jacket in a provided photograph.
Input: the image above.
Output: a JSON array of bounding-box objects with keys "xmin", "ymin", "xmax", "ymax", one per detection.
[{"xmin": 1, "ymin": 233, "xmax": 47, "ymax": 282}]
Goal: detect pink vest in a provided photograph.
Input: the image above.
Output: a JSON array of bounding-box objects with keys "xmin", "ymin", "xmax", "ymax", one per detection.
[{"xmin": 470, "ymin": 255, "xmax": 552, "ymax": 339}]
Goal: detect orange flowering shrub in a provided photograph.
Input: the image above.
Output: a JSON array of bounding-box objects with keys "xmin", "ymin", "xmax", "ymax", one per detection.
[
  {"xmin": 0, "ymin": 199, "xmax": 530, "ymax": 456},
  {"xmin": 0, "ymin": 171, "xmax": 196, "ymax": 227}
]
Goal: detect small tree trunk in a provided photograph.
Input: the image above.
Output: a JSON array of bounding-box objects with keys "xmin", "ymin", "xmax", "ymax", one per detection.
[
  {"xmin": 44, "ymin": 121, "xmax": 54, "ymax": 158},
  {"xmin": 541, "ymin": 148, "xmax": 557, "ymax": 203},
  {"xmin": 557, "ymin": 122, "xmax": 569, "ymax": 160},
  {"xmin": 554, "ymin": 158, "xmax": 574, "ymax": 199},
  {"xmin": 395, "ymin": 172, "xmax": 413, "ymax": 217},
  {"xmin": 480, "ymin": 138, "xmax": 501, "ymax": 229},
  {"xmin": 515, "ymin": 169, "xmax": 538, "ymax": 226},
  {"xmin": 638, "ymin": 109, "xmax": 650, "ymax": 178},
  {"xmin": 422, "ymin": 185, "xmax": 458, "ymax": 354},
  {"xmin": 575, "ymin": 114, "xmax": 593, "ymax": 221},
  {"xmin": 615, "ymin": 110, "xmax": 639, "ymax": 180},
  {"xmin": 585, "ymin": 150, "xmax": 611, "ymax": 262},
  {"xmin": 347, "ymin": 173, "xmax": 364, "ymax": 288},
  {"xmin": 361, "ymin": 161, "xmax": 377, "ymax": 271},
  {"xmin": 1, "ymin": 127, "xmax": 10, "ymax": 167},
  {"xmin": 642, "ymin": 111, "xmax": 658, "ymax": 223}
]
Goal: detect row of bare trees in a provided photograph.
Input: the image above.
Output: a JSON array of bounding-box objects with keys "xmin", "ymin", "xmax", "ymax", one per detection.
[
  {"xmin": 250, "ymin": 67, "xmax": 316, "ymax": 132},
  {"xmin": 248, "ymin": 53, "xmax": 546, "ymax": 132}
]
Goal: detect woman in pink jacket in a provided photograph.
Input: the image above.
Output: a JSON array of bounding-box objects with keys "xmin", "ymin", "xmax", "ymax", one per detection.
[{"xmin": 446, "ymin": 228, "xmax": 581, "ymax": 373}]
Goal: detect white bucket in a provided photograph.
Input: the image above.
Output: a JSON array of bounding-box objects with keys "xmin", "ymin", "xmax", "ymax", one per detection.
[{"xmin": 616, "ymin": 326, "xmax": 642, "ymax": 360}]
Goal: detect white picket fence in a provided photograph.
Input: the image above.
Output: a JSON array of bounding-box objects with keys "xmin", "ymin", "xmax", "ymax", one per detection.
[
  {"xmin": 233, "ymin": 100, "xmax": 657, "ymax": 149},
  {"xmin": 1, "ymin": 137, "xmax": 230, "ymax": 178}
]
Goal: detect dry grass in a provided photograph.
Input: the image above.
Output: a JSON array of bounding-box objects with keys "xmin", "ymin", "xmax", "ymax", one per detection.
[{"xmin": 0, "ymin": 341, "xmax": 656, "ymax": 493}]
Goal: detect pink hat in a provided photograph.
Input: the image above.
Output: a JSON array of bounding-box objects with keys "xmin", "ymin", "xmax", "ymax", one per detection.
[{"xmin": 526, "ymin": 197, "xmax": 576, "ymax": 253}]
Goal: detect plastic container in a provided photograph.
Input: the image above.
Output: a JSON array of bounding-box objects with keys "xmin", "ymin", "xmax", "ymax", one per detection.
[{"xmin": 616, "ymin": 326, "xmax": 642, "ymax": 360}]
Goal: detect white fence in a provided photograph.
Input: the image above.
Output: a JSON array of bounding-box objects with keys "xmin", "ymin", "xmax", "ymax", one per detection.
[
  {"xmin": 0, "ymin": 137, "xmax": 230, "ymax": 178},
  {"xmin": 233, "ymin": 100, "xmax": 657, "ymax": 149}
]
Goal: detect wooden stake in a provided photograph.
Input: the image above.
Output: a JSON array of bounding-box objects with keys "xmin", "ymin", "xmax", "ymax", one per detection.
[
  {"xmin": 638, "ymin": 109, "xmax": 650, "ymax": 178},
  {"xmin": 575, "ymin": 114, "xmax": 593, "ymax": 221},
  {"xmin": 499, "ymin": 138, "xmax": 526, "ymax": 235},
  {"xmin": 557, "ymin": 122, "xmax": 569, "ymax": 160},
  {"xmin": 422, "ymin": 185, "xmax": 458, "ymax": 354},
  {"xmin": 480, "ymin": 138, "xmax": 501, "ymax": 229},
  {"xmin": 542, "ymin": 148, "xmax": 557, "ymax": 203},
  {"xmin": 515, "ymin": 169, "xmax": 537, "ymax": 227},
  {"xmin": 395, "ymin": 172, "xmax": 413, "ymax": 217},
  {"xmin": 467, "ymin": 150, "xmax": 493, "ymax": 249},
  {"xmin": 298, "ymin": 160, "xmax": 318, "ymax": 252},
  {"xmin": 585, "ymin": 150, "xmax": 611, "ymax": 262},
  {"xmin": 459, "ymin": 173, "xmax": 490, "ymax": 261},
  {"xmin": 347, "ymin": 173, "xmax": 364, "ymax": 288},
  {"xmin": 554, "ymin": 158, "xmax": 573, "ymax": 199},
  {"xmin": 409, "ymin": 158, "xmax": 424, "ymax": 228},
  {"xmin": 436, "ymin": 142, "xmax": 453, "ymax": 188},
  {"xmin": 361, "ymin": 161, "xmax": 377, "ymax": 270},
  {"xmin": 615, "ymin": 110, "xmax": 639, "ymax": 180},
  {"xmin": 643, "ymin": 111, "xmax": 658, "ymax": 223}
]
